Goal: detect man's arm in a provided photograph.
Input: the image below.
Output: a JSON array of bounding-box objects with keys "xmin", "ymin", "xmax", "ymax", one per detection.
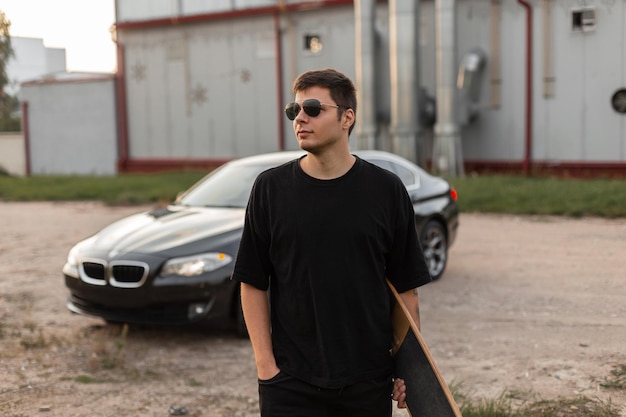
[
  {"xmin": 398, "ymin": 287, "xmax": 420, "ymax": 330},
  {"xmin": 240, "ymin": 282, "xmax": 280, "ymax": 380}
]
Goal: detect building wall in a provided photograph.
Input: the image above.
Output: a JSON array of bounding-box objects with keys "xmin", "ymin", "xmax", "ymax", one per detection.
[
  {"xmin": 0, "ymin": 133, "xmax": 26, "ymax": 176},
  {"xmin": 544, "ymin": 0, "xmax": 625, "ymax": 162},
  {"xmin": 116, "ymin": 0, "xmax": 276, "ymax": 23},
  {"xmin": 113, "ymin": 0, "xmax": 626, "ymax": 173},
  {"xmin": 20, "ymin": 77, "xmax": 118, "ymax": 175},
  {"xmin": 120, "ymin": 14, "xmax": 281, "ymax": 160},
  {"xmin": 453, "ymin": 0, "xmax": 528, "ymax": 162},
  {"xmin": 45, "ymin": 48, "xmax": 67, "ymax": 75},
  {"xmin": 456, "ymin": 0, "xmax": 626, "ymax": 164},
  {"xmin": 117, "ymin": 2, "xmax": 360, "ymax": 161},
  {"xmin": 279, "ymin": 6, "xmax": 358, "ymax": 151}
]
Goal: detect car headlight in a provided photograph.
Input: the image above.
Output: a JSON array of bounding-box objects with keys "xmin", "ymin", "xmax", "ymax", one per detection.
[
  {"xmin": 62, "ymin": 248, "xmax": 80, "ymax": 278},
  {"xmin": 62, "ymin": 238, "xmax": 95, "ymax": 279},
  {"xmin": 160, "ymin": 252, "xmax": 233, "ymax": 277}
]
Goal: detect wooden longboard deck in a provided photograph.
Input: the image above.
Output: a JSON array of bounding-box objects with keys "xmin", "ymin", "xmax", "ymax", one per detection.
[{"xmin": 388, "ymin": 281, "xmax": 462, "ymax": 417}]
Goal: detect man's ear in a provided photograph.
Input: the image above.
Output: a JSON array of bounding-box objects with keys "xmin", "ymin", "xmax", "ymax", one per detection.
[{"xmin": 342, "ymin": 108, "xmax": 355, "ymax": 131}]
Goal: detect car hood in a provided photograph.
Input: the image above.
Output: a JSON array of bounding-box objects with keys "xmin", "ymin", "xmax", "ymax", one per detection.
[{"xmin": 87, "ymin": 205, "xmax": 245, "ymax": 256}]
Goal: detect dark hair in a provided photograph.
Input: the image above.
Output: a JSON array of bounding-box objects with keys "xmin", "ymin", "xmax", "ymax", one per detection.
[{"xmin": 292, "ymin": 68, "xmax": 357, "ymax": 135}]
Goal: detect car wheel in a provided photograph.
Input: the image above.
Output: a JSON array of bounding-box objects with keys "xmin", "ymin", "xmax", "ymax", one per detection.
[
  {"xmin": 419, "ymin": 220, "xmax": 448, "ymax": 280},
  {"xmin": 234, "ymin": 290, "xmax": 249, "ymax": 338}
]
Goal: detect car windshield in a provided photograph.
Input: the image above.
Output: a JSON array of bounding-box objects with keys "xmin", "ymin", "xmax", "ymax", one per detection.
[{"xmin": 176, "ymin": 163, "xmax": 275, "ymax": 208}]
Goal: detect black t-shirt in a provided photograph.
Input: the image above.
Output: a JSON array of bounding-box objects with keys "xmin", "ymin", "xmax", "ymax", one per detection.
[{"xmin": 232, "ymin": 155, "xmax": 431, "ymax": 388}]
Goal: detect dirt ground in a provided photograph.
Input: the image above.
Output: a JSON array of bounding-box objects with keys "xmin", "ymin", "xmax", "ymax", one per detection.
[{"xmin": 1, "ymin": 201, "xmax": 625, "ymax": 417}]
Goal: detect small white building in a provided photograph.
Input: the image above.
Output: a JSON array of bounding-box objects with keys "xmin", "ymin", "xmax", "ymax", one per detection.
[
  {"xmin": 2, "ymin": 37, "xmax": 120, "ymax": 176},
  {"xmin": 20, "ymin": 74, "xmax": 118, "ymax": 176},
  {"xmin": 1, "ymin": 36, "xmax": 68, "ymax": 175}
]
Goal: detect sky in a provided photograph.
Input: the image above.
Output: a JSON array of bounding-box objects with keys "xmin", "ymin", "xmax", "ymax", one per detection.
[{"xmin": 0, "ymin": 0, "xmax": 117, "ymax": 73}]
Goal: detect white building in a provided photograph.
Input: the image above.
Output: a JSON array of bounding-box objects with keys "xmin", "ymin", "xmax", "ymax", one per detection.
[
  {"xmin": 4, "ymin": 36, "xmax": 67, "ymax": 96},
  {"xmin": 0, "ymin": 36, "xmax": 67, "ymax": 176},
  {"xmin": 4, "ymin": 36, "xmax": 118, "ymax": 176}
]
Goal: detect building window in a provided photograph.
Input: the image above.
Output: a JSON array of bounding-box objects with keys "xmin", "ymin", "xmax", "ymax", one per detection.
[
  {"xmin": 572, "ymin": 7, "xmax": 596, "ymax": 32},
  {"xmin": 304, "ymin": 34, "xmax": 323, "ymax": 54}
]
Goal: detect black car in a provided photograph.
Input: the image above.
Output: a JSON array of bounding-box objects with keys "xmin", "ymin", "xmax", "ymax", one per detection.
[{"xmin": 63, "ymin": 150, "xmax": 458, "ymax": 335}]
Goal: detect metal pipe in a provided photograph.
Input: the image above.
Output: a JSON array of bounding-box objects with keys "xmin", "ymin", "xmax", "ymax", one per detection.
[
  {"xmin": 517, "ymin": 0, "xmax": 532, "ymax": 176},
  {"xmin": 274, "ymin": 5, "xmax": 286, "ymax": 151},
  {"xmin": 542, "ymin": 0, "xmax": 555, "ymax": 98},
  {"xmin": 389, "ymin": 0, "xmax": 420, "ymax": 163},
  {"xmin": 489, "ymin": 0, "xmax": 501, "ymax": 108},
  {"xmin": 354, "ymin": 0, "xmax": 377, "ymax": 150},
  {"xmin": 433, "ymin": 0, "xmax": 463, "ymax": 177},
  {"xmin": 21, "ymin": 101, "xmax": 31, "ymax": 176}
]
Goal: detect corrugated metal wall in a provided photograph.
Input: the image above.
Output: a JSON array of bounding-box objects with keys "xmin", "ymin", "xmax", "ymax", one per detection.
[
  {"xmin": 279, "ymin": 6, "xmax": 357, "ymax": 151},
  {"xmin": 544, "ymin": 0, "xmax": 624, "ymax": 162},
  {"xmin": 117, "ymin": 0, "xmax": 276, "ymax": 23},
  {"xmin": 121, "ymin": 16, "xmax": 280, "ymax": 159},
  {"xmin": 114, "ymin": 0, "xmax": 626, "ymax": 167},
  {"xmin": 118, "ymin": 3, "xmax": 360, "ymax": 159},
  {"xmin": 20, "ymin": 77, "xmax": 118, "ymax": 175},
  {"xmin": 454, "ymin": 0, "xmax": 527, "ymax": 161},
  {"xmin": 456, "ymin": 0, "xmax": 626, "ymax": 163}
]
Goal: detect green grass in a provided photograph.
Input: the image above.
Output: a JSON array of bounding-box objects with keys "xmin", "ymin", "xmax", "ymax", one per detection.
[
  {"xmin": 448, "ymin": 175, "xmax": 626, "ymax": 218},
  {"xmin": 0, "ymin": 171, "xmax": 206, "ymax": 206},
  {"xmin": 1, "ymin": 171, "xmax": 625, "ymax": 218}
]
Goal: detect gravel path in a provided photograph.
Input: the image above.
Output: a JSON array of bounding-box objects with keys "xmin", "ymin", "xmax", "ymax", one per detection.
[{"xmin": 1, "ymin": 202, "xmax": 625, "ymax": 416}]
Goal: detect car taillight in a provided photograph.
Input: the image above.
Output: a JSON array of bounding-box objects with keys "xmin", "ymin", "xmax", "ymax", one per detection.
[{"xmin": 450, "ymin": 187, "xmax": 458, "ymax": 201}]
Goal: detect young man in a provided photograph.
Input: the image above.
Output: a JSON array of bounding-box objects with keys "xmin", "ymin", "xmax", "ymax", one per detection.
[{"xmin": 232, "ymin": 68, "xmax": 431, "ymax": 417}]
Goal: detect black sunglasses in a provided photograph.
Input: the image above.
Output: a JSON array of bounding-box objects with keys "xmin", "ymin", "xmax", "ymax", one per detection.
[{"xmin": 284, "ymin": 99, "xmax": 344, "ymax": 120}]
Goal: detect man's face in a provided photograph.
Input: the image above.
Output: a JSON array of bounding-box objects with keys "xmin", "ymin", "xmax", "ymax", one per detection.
[{"xmin": 291, "ymin": 86, "xmax": 350, "ymax": 154}]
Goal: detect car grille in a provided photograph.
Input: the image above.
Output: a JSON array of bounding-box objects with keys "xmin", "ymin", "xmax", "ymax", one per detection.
[
  {"xmin": 79, "ymin": 259, "xmax": 149, "ymax": 288},
  {"xmin": 112, "ymin": 264, "xmax": 146, "ymax": 283},
  {"xmin": 83, "ymin": 262, "xmax": 106, "ymax": 280}
]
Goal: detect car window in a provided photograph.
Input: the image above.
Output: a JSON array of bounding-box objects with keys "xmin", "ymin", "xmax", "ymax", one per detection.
[
  {"xmin": 177, "ymin": 163, "xmax": 272, "ymax": 208},
  {"xmin": 367, "ymin": 158, "xmax": 416, "ymax": 187}
]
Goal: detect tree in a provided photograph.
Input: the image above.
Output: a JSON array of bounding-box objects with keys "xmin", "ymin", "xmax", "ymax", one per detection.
[
  {"xmin": 0, "ymin": 10, "xmax": 18, "ymax": 131},
  {"xmin": 0, "ymin": 10, "xmax": 14, "ymax": 91}
]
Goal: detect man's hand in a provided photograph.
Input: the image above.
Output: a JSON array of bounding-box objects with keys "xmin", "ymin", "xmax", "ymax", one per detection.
[
  {"xmin": 392, "ymin": 377, "xmax": 407, "ymax": 409},
  {"xmin": 257, "ymin": 363, "xmax": 281, "ymax": 381}
]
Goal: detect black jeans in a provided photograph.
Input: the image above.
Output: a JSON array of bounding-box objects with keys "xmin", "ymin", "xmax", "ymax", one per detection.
[{"xmin": 258, "ymin": 371, "xmax": 393, "ymax": 417}]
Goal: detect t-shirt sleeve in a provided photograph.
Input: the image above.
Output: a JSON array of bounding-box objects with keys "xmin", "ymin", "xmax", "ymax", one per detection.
[
  {"xmin": 231, "ymin": 175, "xmax": 273, "ymax": 290},
  {"xmin": 385, "ymin": 180, "xmax": 432, "ymax": 293}
]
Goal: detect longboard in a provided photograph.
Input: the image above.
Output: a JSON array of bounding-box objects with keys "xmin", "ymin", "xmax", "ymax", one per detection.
[{"xmin": 387, "ymin": 280, "xmax": 462, "ymax": 417}]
